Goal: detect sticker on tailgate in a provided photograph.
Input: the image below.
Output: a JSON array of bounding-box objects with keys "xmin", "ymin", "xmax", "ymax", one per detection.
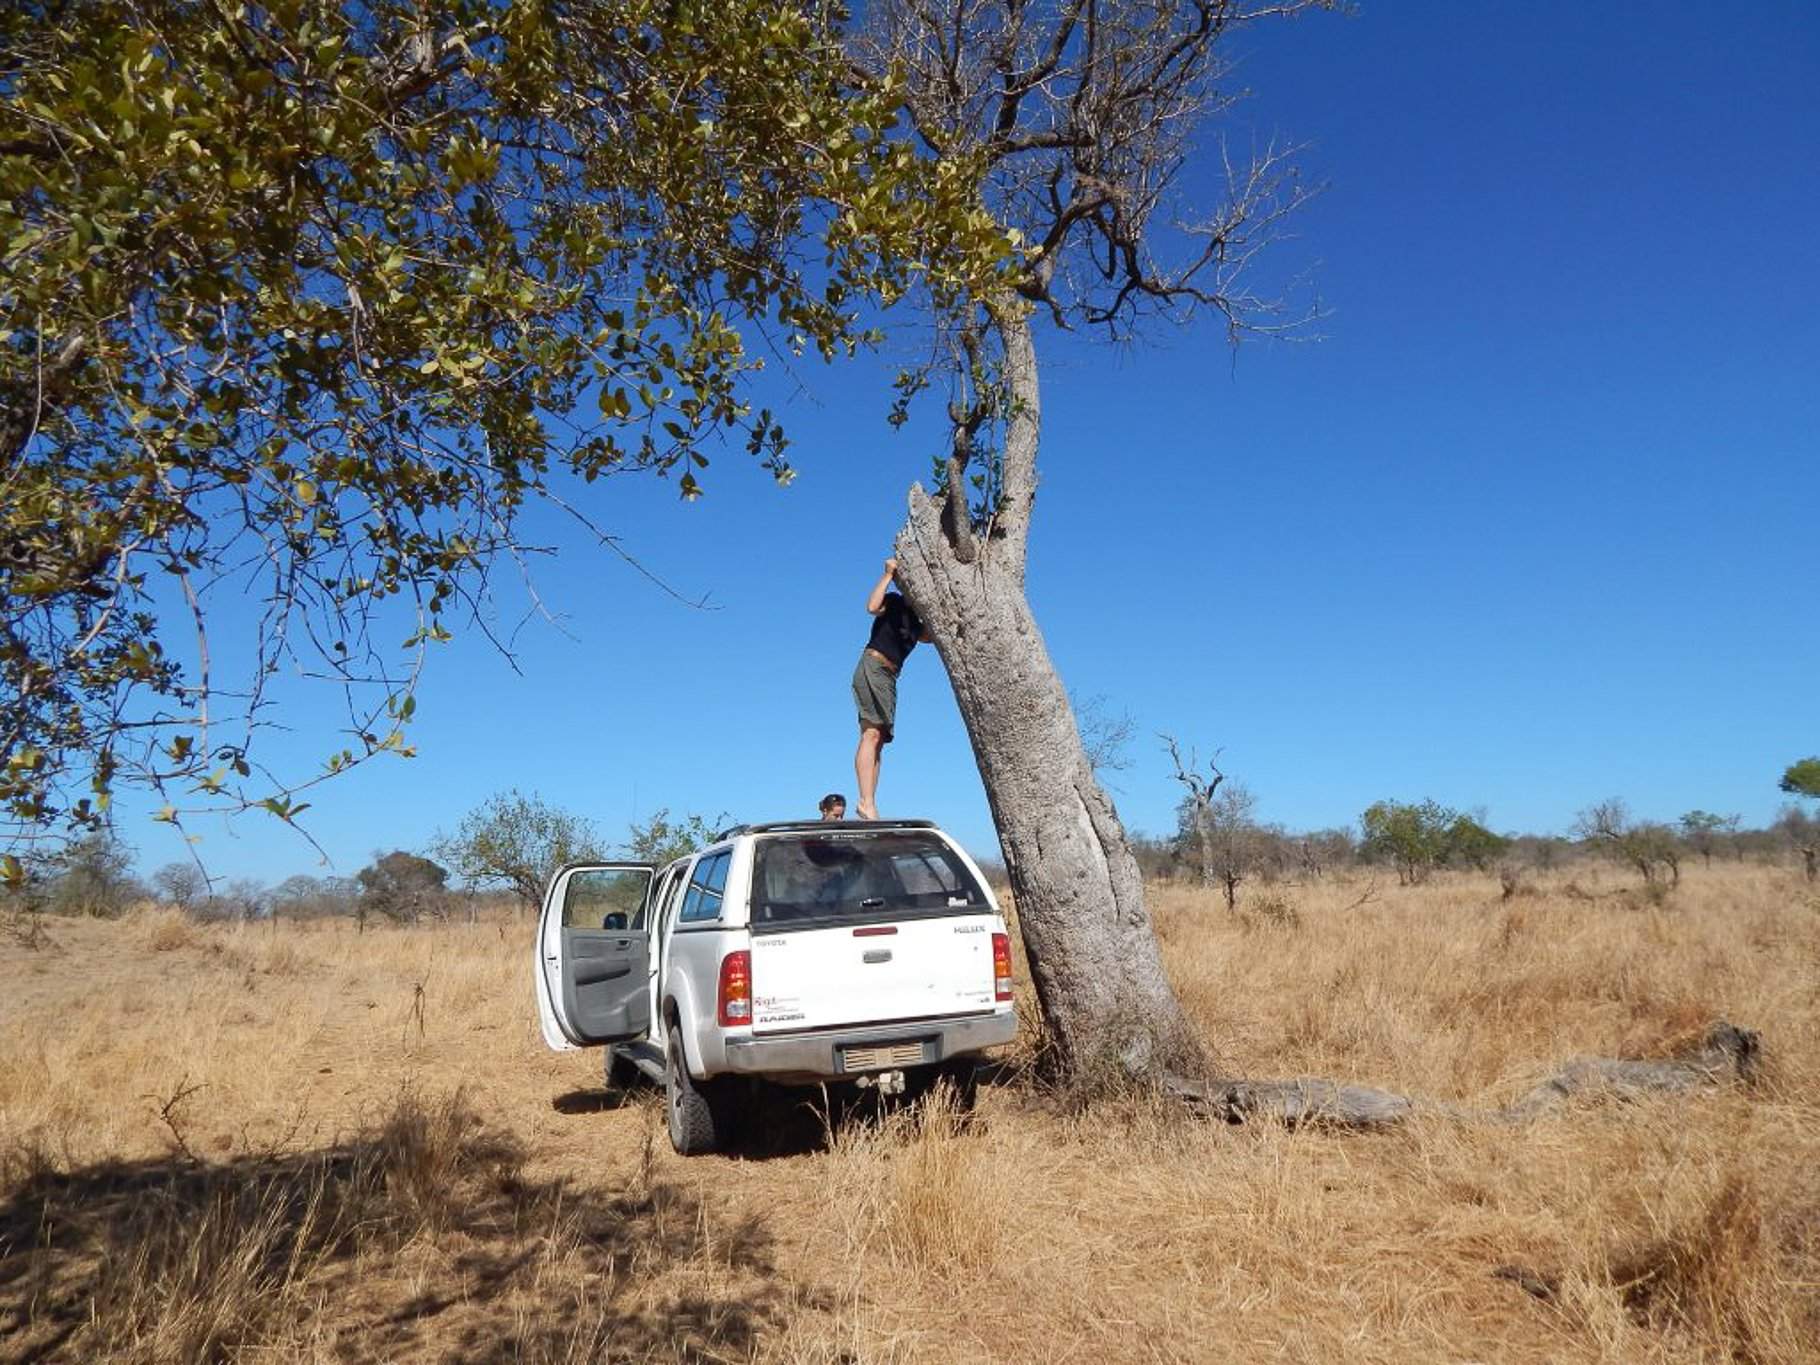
[{"xmin": 755, "ymin": 993, "xmax": 804, "ymax": 1024}]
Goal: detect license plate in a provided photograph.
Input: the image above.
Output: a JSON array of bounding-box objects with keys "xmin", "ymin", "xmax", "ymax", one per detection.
[{"xmin": 841, "ymin": 1040, "xmax": 929, "ymax": 1072}]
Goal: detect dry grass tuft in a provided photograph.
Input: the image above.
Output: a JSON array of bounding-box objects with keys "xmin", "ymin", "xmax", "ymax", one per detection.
[
  {"xmin": 131, "ymin": 907, "xmax": 199, "ymax": 954},
  {"xmin": 1607, "ymin": 1174, "xmax": 1764, "ymax": 1345},
  {"xmin": 873, "ymin": 1085, "xmax": 1005, "ymax": 1276},
  {"xmin": 1246, "ymin": 887, "xmax": 1302, "ymax": 929}
]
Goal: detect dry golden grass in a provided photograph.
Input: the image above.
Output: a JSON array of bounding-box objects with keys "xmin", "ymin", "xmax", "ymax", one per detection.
[{"xmin": 2, "ymin": 862, "xmax": 1816, "ymax": 1362}]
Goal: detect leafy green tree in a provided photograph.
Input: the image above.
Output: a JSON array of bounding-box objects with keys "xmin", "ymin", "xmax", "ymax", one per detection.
[
  {"xmin": 1360, "ymin": 800, "xmax": 1454, "ymax": 885},
  {"xmin": 1678, "ymin": 810, "xmax": 1740, "ymax": 868},
  {"xmin": 7, "ymin": 0, "xmax": 1328, "ymax": 1089},
  {"xmin": 624, "ymin": 807, "xmax": 722, "ymax": 866},
  {"xmin": 46, "ymin": 831, "xmax": 141, "ymax": 916},
  {"xmin": 434, "ymin": 789, "xmax": 602, "ymax": 915},
  {"xmin": 1, "ymin": 0, "xmax": 1005, "ymax": 853},
  {"xmin": 1779, "ymin": 759, "xmax": 1820, "ymax": 880},
  {"xmin": 1359, "ymin": 801, "xmax": 1509, "ymax": 882},
  {"xmin": 1780, "ymin": 758, "xmax": 1820, "ymax": 800},
  {"xmin": 356, "ymin": 849, "xmax": 447, "ymax": 925},
  {"xmin": 1443, "ymin": 814, "xmax": 1511, "ymax": 873}
]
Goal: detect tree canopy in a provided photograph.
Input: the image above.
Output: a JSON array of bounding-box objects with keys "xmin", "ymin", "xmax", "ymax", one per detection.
[
  {"xmin": 433, "ymin": 788, "xmax": 602, "ymax": 914},
  {"xmin": 1780, "ymin": 758, "xmax": 1820, "ymax": 801},
  {"xmin": 623, "ymin": 806, "xmax": 720, "ymax": 865},
  {"xmin": 355, "ymin": 847, "xmax": 447, "ymax": 923},
  {"xmin": 1, "ymin": 0, "xmax": 1008, "ymax": 865},
  {"xmin": 1360, "ymin": 799, "xmax": 1509, "ymax": 885}
]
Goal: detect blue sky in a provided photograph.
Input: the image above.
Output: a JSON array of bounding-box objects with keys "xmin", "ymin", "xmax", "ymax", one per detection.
[{"xmin": 122, "ymin": 1, "xmax": 1819, "ymax": 882}]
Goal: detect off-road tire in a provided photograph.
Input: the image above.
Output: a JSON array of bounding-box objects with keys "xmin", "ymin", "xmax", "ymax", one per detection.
[{"xmin": 665, "ymin": 1021, "xmax": 725, "ymax": 1155}]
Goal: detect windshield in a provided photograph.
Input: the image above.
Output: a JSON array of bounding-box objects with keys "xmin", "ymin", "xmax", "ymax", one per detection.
[{"xmin": 751, "ymin": 831, "xmax": 989, "ymax": 927}]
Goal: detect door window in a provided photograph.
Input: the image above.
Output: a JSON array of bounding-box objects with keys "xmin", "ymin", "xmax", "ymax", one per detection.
[{"xmin": 562, "ymin": 866, "xmax": 652, "ymax": 929}]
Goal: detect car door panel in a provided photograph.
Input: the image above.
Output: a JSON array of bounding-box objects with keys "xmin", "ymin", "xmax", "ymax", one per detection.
[{"xmin": 535, "ymin": 862, "xmax": 656, "ymax": 1050}]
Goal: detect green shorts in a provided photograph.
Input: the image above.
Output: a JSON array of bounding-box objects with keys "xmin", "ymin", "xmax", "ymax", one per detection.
[{"xmin": 852, "ymin": 652, "xmax": 898, "ymax": 742}]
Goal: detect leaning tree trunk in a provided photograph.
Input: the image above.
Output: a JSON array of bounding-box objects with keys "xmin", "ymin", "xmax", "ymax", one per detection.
[{"xmin": 892, "ymin": 297, "xmax": 1206, "ymax": 1086}]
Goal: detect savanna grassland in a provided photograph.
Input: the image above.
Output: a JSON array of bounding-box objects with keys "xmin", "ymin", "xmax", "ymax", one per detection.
[{"xmin": 2, "ymin": 863, "xmax": 1817, "ymax": 1363}]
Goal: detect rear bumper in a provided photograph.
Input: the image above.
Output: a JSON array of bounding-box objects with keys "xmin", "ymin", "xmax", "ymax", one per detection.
[{"xmin": 721, "ymin": 1010, "xmax": 1016, "ymax": 1081}]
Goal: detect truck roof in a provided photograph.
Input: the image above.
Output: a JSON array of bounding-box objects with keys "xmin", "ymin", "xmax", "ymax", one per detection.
[{"xmin": 715, "ymin": 818, "xmax": 938, "ymax": 839}]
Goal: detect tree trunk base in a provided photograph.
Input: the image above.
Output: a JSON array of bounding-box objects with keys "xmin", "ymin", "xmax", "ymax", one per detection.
[{"xmin": 1162, "ymin": 1022, "xmax": 1759, "ymax": 1130}]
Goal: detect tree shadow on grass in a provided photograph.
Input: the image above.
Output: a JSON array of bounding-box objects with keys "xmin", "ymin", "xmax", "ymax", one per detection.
[{"xmin": 0, "ymin": 1092, "xmax": 815, "ymax": 1363}]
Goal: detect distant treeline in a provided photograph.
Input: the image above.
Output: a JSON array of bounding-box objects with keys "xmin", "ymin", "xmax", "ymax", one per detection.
[
  {"xmin": 6, "ymin": 795, "xmax": 1817, "ymax": 923},
  {"xmin": 1127, "ymin": 797, "xmax": 1817, "ymax": 901}
]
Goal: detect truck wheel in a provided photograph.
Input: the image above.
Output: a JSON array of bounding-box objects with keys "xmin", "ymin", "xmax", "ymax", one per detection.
[{"xmin": 665, "ymin": 1021, "xmax": 724, "ymax": 1155}]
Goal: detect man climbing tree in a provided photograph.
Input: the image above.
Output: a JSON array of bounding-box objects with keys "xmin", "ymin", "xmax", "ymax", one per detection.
[{"xmin": 851, "ymin": 557, "xmax": 928, "ymax": 820}]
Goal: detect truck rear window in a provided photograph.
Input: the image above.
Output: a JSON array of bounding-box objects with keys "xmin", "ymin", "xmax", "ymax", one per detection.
[{"xmin": 751, "ymin": 831, "xmax": 989, "ymax": 927}]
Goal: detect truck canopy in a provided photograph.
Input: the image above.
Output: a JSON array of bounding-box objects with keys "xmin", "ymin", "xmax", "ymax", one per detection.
[{"xmin": 746, "ymin": 828, "xmax": 999, "ymax": 1033}]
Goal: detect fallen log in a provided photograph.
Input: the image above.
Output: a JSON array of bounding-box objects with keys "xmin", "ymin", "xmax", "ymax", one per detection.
[{"xmin": 1163, "ymin": 1021, "xmax": 1759, "ymax": 1130}]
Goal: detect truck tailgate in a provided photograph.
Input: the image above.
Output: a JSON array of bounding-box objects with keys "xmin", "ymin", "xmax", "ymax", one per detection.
[{"xmin": 748, "ymin": 916, "xmax": 996, "ymax": 1032}]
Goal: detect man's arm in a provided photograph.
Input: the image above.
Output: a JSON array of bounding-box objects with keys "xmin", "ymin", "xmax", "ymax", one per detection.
[{"xmin": 866, "ymin": 557, "xmax": 897, "ymax": 615}]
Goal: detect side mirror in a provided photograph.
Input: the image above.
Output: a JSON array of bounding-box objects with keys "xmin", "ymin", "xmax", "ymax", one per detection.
[{"xmin": 603, "ymin": 912, "xmax": 627, "ymax": 931}]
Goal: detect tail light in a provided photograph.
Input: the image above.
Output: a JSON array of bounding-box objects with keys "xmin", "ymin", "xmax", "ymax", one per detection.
[
  {"xmin": 717, "ymin": 950, "xmax": 752, "ymax": 1026},
  {"xmin": 992, "ymin": 932, "xmax": 1013, "ymax": 1002}
]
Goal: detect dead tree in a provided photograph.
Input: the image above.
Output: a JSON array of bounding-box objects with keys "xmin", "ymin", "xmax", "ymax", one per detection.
[
  {"xmin": 1573, "ymin": 799, "xmax": 1681, "ymax": 888},
  {"xmin": 1163, "ymin": 736, "xmax": 1224, "ymax": 893},
  {"xmin": 859, "ymin": 0, "xmax": 1326, "ymax": 1085},
  {"xmin": 1164, "ymin": 738, "xmax": 1260, "ymax": 909}
]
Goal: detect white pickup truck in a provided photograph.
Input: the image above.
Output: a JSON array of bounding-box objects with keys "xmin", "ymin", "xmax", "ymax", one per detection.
[{"xmin": 534, "ymin": 819, "xmax": 1018, "ymax": 1154}]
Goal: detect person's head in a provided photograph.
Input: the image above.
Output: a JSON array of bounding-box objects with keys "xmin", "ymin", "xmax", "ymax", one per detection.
[{"xmin": 818, "ymin": 792, "xmax": 847, "ymax": 821}]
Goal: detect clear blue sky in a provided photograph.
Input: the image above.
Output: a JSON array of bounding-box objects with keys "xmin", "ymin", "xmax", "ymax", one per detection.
[{"xmin": 123, "ymin": 1, "xmax": 1820, "ymax": 882}]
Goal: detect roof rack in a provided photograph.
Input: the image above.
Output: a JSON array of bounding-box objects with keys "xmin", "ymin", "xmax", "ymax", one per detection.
[{"xmin": 713, "ymin": 818, "xmax": 937, "ymax": 840}]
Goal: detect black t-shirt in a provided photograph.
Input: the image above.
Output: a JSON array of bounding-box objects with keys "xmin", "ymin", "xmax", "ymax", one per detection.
[{"xmin": 866, "ymin": 592, "xmax": 923, "ymax": 668}]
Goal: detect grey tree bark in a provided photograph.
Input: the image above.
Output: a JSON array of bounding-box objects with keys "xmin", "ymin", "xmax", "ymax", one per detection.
[{"xmin": 892, "ymin": 298, "xmax": 1206, "ymax": 1083}]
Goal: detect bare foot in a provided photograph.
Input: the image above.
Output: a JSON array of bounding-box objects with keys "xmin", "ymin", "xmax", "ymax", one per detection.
[{"xmin": 856, "ymin": 803, "xmax": 878, "ymax": 820}]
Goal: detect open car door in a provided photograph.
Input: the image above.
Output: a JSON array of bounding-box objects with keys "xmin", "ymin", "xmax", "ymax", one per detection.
[{"xmin": 535, "ymin": 862, "xmax": 656, "ymax": 1051}]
